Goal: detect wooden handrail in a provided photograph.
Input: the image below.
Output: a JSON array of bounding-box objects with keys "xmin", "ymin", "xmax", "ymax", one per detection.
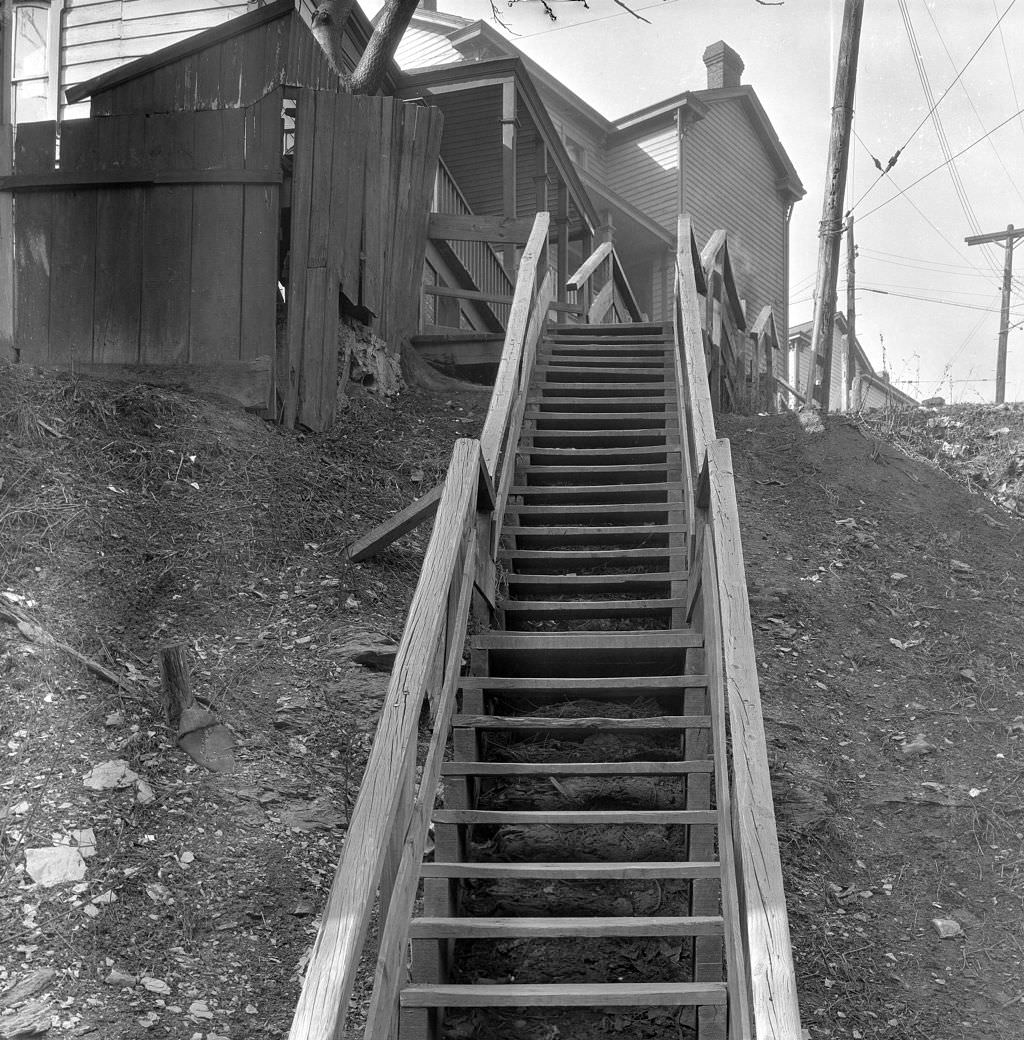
[
  {"xmin": 567, "ymin": 239, "xmax": 644, "ymax": 324},
  {"xmin": 672, "ymin": 212, "xmax": 803, "ymax": 1039},
  {"xmin": 480, "ymin": 212, "xmax": 551, "ymax": 477},
  {"xmin": 288, "ymin": 439, "xmax": 488, "ymax": 1040},
  {"xmin": 291, "ymin": 212, "xmax": 555, "ymax": 1039},
  {"xmin": 566, "ymin": 240, "xmax": 612, "ymax": 290}
]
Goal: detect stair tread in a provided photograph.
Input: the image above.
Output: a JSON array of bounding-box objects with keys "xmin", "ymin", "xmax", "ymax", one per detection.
[
  {"xmin": 458, "ymin": 674, "xmax": 706, "ymax": 689},
  {"xmin": 505, "ymin": 524, "xmax": 686, "ymax": 534},
  {"xmin": 402, "ymin": 981, "xmax": 727, "ymax": 1007},
  {"xmin": 510, "ymin": 481, "xmax": 683, "ymax": 495},
  {"xmin": 433, "ymin": 809, "xmax": 717, "ymax": 824},
  {"xmin": 407, "ymin": 915, "xmax": 724, "ymax": 938},
  {"xmin": 501, "ymin": 597, "xmax": 683, "ymax": 614},
  {"xmin": 421, "ymin": 861, "xmax": 721, "ymax": 879},
  {"xmin": 519, "ymin": 445, "xmax": 679, "ymax": 456},
  {"xmin": 473, "ymin": 631, "xmax": 700, "ymax": 649},
  {"xmin": 451, "ymin": 713, "xmax": 711, "ymax": 730},
  {"xmin": 441, "ymin": 760, "xmax": 714, "ymax": 776}
]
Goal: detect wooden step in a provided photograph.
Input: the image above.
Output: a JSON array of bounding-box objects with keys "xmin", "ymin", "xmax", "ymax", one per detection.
[
  {"xmin": 502, "ymin": 599, "xmax": 682, "ymax": 623},
  {"xmin": 542, "ymin": 353, "xmax": 669, "ymax": 365},
  {"xmin": 536, "ymin": 366, "xmax": 668, "ymax": 381},
  {"xmin": 421, "ymin": 860, "xmax": 721, "ymax": 880},
  {"xmin": 457, "ymin": 675, "xmax": 704, "ymax": 694},
  {"xmin": 441, "ymin": 760, "xmax": 714, "ymax": 777},
  {"xmin": 506, "ymin": 524, "xmax": 685, "ymax": 540},
  {"xmin": 518, "ymin": 444, "xmax": 679, "ymax": 459},
  {"xmin": 500, "ymin": 547, "xmax": 685, "ymax": 572},
  {"xmin": 527, "ymin": 431, "xmax": 676, "ymax": 447},
  {"xmin": 527, "ymin": 405, "xmax": 673, "ymax": 419},
  {"xmin": 432, "ymin": 809, "xmax": 716, "ymax": 826},
  {"xmin": 509, "ymin": 503, "xmax": 674, "ymax": 518},
  {"xmin": 527, "ymin": 396, "xmax": 675, "ymax": 409},
  {"xmin": 401, "ymin": 981, "xmax": 727, "ymax": 1008},
  {"xmin": 408, "ymin": 915, "xmax": 724, "ymax": 939},
  {"xmin": 519, "ymin": 464, "xmax": 672, "ymax": 484},
  {"xmin": 510, "ymin": 481, "xmax": 682, "ymax": 504},
  {"xmin": 451, "ymin": 713, "xmax": 710, "ymax": 731},
  {"xmin": 536, "ymin": 383, "xmax": 675, "ymax": 395},
  {"xmin": 474, "ymin": 630, "xmax": 701, "ymax": 678}
]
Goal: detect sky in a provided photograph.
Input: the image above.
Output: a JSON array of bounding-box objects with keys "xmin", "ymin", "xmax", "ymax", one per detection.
[{"xmin": 367, "ymin": 0, "xmax": 1024, "ymax": 404}]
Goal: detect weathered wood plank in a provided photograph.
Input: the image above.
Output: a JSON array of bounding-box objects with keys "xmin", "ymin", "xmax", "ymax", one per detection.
[
  {"xmin": 566, "ymin": 240, "xmax": 612, "ymax": 291},
  {"xmin": 0, "ymin": 126, "xmax": 14, "ymax": 359},
  {"xmin": 433, "ymin": 810, "xmax": 717, "ymax": 826},
  {"xmin": 428, "ymin": 212, "xmax": 535, "ymax": 245},
  {"xmin": 451, "ymin": 714, "xmax": 711, "ymax": 731},
  {"xmin": 346, "ymin": 484, "xmax": 443, "ymax": 563},
  {"xmin": 421, "ymin": 861, "xmax": 721, "ymax": 879},
  {"xmin": 587, "ymin": 278, "xmax": 615, "ymax": 325},
  {"xmin": 707, "ymin": 439, "xmax": 802, "ymax": 1039},
  {"xmin": 189, "ymin": 109, "xmax": 244, "ymax": 363},
  {"xmin": 408, "ymin": 916, "xmax": 724, "ymax": 939},
  {"xmin": 401, "ymin": 982, "xmax": 728, "ymax": 1008},
  {"xmin": 362, "ymin": 526, "xmax": 478, "ymax": 1040},
  {"xmin": 282, "ymin": 89, "xmax": 316, "ymax": 426},
  {"xmin": 47, "ymin": 191, "xmax": 97, "ymax": 366},
  {"xmin": 440, "ymin": 761, "xmax": 716, "ymax": 776},
  {"xmin": 479, "ymin": 212, "xmax": 551, "ymax": 475},
  {"xmin": 93, "ymin": 185, "xmax": 144, "ymax": 363},
  {"xmin": 287, "ymin": 440, "xmax": 483, "ymax": 1040}
]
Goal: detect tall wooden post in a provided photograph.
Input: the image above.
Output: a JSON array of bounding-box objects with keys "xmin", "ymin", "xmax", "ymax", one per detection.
[
  {"xmin": 965, "ymin": 224, "xmax": 1024, "ymax": 404},
  {"xmin": 845, "ymin": 215, "xmax": 856, "ymax": 410},
  {"xmin": 556, "ymin": 181, "xmax": 569, "ymax": 324},
  {"xmin": 500, "ymin": 79, "xmax": 518, "ymax": 275},
  {"xmin": 803, "ymin": 0, "xmax": 865, "ymax": 411}
]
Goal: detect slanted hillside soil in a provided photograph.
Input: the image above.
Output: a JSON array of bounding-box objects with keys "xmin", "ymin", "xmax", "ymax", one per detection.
[
  {"xmin": 720, "ymin": 410, "xmax": 1024, "ymax": 1040},
  {"xmin": 3, "ymin": 360, "xmax": 1023, "ymax": 1040}
]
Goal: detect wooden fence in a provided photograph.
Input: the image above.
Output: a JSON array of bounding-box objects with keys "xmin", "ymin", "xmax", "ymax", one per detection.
[
  {"xmin": 287, "ymin": 213, "xmax": 552, "ymax": 1040},
  {"xmin": 1, "ymin": 92, "xmax": 443, "ymax": 430},
  {"xmin": 566, "ymin": 239, "xmax": 645, "ymax": 325},
  {"xmin": 674, "ymin": 213, "xmax": 802, "ymax": 1038},
  {"xmin": 0, "ymin": 96, "xmax": 281, "ymax": 406}
]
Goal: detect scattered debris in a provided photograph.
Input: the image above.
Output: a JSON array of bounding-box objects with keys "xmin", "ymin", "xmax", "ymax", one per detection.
[
  {"xmin": 82, "ymin": 760, "xmax": 138, "ymax": 791},
  {"xmin": 900, "ymin": 734, "xmax": 935, "ymax": 757},
  {"xmin": 24, "ymin": 846, "xmax": 87, "ymax": 887},
  {"xmin": 931, "ymin": 918, "xmax": 963, "ymax": 939}
]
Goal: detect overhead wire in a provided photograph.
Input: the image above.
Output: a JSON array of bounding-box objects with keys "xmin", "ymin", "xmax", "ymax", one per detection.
[{"xmin": 846, "ymin": 0, "xmax": 1018, "ymax": 215}]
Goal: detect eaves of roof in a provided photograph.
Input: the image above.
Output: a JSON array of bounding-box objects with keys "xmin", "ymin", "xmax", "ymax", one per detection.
[{"xmin": 611, "ymin": 85, "xmax": 804, "ymax": 201}]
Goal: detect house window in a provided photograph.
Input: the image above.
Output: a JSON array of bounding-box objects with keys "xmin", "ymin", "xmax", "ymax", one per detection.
[
  {"xmin": 563, "ymin": 134, "xmax": 586, "ymax": 170},
  {"xmin": 9, "ymin": 0, "xmax": 60, "ymax": 123}
]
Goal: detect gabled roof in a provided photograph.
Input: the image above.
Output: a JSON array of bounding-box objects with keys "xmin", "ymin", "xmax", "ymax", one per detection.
[
  {"xmin": 790, "ymin": 313, "xmax": 874, "ymax": 375},
  {"xmin": 394, "ymin": 9, "xmax": 803, "ymax": 201}
]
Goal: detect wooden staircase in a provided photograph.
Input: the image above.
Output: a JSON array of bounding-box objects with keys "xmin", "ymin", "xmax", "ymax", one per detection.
[
  {"xmin": 289, "ymin": 216, "xmax": 800, "ymax": 1040},
  {"xmin": 400, "ymin": 322, "xmax": 730, "ymax": 1039}
]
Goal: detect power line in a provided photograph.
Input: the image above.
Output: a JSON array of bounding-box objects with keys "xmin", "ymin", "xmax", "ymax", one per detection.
[
  {"xmin": 860, "ymin": 286, "xmax": 1024, "ymax": 313},
  {"xmin": 846, "ymin": 0, "xmax": 1018, "ymax": 214},
  {"xmin": 922, "ymin": 0, "xmax": 1024, "ymax": 209},
  {"xmin": 857, "ymin": 104, "xmax": 1024, "ymax": 222}
]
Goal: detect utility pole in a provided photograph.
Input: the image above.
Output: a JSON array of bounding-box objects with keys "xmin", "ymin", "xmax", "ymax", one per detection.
[
  {"xmin": 846, "ymin": 215, "xmax": 856, "ymax": 411},
  {"xmin": 965, "ymin": 224, "xmax": 1024, "ymax": 404},
  {"xmin": 803, "ymin": 0, "xmax": 865, "ymax": 412}
]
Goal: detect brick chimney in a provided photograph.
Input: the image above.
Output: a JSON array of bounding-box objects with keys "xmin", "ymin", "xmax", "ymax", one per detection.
[{"xmin": 702, "ymin": 41, "xmax": 744, "ymax": 89}]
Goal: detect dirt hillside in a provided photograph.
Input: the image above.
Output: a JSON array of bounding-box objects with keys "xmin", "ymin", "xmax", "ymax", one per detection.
[
  {"xmin": 2, "ymin": 361, "xmax": 1022, "ymax": 1040},
  {"xmin": 720, "ymin": 410, "xmax": 1024, "ymax": 1040}
]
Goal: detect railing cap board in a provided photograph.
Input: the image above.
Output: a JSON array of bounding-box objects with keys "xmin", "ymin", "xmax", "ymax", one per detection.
[
  {"xmin": 676, "ymin": 215, "xmax": 708, "ymax": 296},
  {"xmin": 566, "ymin": 240, "xmax": 612, "ymax": 290},
  {"xmin": 699, "ymin": 229, "xmax": 747, "ymax": 333},
  {"xmin": 705, "ymin": 438, "xmax": 802, "ymax": 1038},
  {"xmin": 287, "ymin": 438, "xmax": 483, "ymax": 1040}
]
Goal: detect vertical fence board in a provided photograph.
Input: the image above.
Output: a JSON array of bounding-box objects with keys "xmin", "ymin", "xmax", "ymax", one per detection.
[
  {"xmin": 339, "ymin": 98, "xmax": 367, "ymax": 307},
  {"xmin": 13, "ymin": 124, "xmax": 57, "ymax": 363},
  {"xmin": 93, "ymin": 186, "xmax": 143, "ymax": 363},
  {"xmin": 361, "ymin": 95, "xmax": 389, "ymax": 319},
  {"xmin": 190, "ymin": 109, "xmax": 244, "ymax": 362},
  {"xmin": 0, "ymin": 126, "xmax": 14, "ymax": 358},
  {"xmin": 283, "ymin": 89, "xmax": 316, "ymax": 426},
  {"xmin": 327, "ymin": 94, "xmax": 354, "ymax": 293},
  {"xmin": 241, "ymin": 92, "xmax": 282, "ymax": 381},
  {"xmin": 48, "ymin": 192, "xmax": 97, "ymax": 366}
]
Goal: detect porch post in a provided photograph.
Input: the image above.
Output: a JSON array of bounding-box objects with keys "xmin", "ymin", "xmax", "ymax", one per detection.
[
  {"xmin": 556, "ymin": 180, "xmax": 569, "ymax": 324},
  {"xmin": 501, "ymin": 79, "xmax": 518, "ymax": 274}
]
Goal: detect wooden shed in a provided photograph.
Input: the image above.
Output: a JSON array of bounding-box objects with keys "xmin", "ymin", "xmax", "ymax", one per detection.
[{"xmin": 0, "ymin": 1, "xmax": 442, "ymax": 431}]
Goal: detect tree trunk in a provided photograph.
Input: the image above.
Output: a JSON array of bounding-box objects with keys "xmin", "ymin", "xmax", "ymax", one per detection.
[{"xmin": 312, "ymin": 0, "xmax": 422, "ymax": 97}]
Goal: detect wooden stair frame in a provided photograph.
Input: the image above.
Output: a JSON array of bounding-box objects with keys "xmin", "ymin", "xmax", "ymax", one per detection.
[{"xmin": 288, "ymin": 220, "xmax": 802, "ymax": 1040}]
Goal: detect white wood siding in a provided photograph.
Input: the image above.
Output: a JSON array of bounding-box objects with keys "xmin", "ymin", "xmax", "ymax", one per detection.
[
  {"xmin": 606, "ymin": 126, "xmax": 677, "ymax": 232},
  {"xmin": 681, "ymin": 101, "xmax": 786, "ymax": 332},
  {"xmin": 434, "ymin": 86, "xmax": 503, "ymax": 217},
  {"xmin": 395, "ymin": 24, "xmax": 462, "ymax": 69},
  {"xmin": 61, "ymin": 0, "xmax": 252, "ymax": 118}
]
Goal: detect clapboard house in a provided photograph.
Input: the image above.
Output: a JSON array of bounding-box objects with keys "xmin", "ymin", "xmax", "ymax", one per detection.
[
  {"xmin": 789, "ymin": 314, "xmax": 918, "ymax": 412},
  {"xmin": 393, "ymin": 2, "xmax": 804, "ymax": 335}
]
